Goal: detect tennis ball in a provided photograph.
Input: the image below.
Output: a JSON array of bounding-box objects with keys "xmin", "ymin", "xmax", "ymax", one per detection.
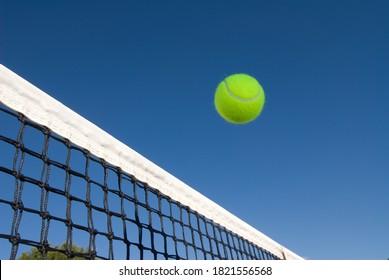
[{"xmin": 214, "ymin": 74, "xmax": 265, "ymax": 124}]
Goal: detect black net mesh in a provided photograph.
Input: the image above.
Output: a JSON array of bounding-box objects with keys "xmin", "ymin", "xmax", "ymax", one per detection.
[{"xmin": 0, "ymin": 103, "xmax": 280, "ymax": 260}]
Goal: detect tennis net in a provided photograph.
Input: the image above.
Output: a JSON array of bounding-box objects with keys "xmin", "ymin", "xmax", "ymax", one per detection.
[{"xmin": 0, "ymin": 65, "xmax": 302, "ymax": 260}]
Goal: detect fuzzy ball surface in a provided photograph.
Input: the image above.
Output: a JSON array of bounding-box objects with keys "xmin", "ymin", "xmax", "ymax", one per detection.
[{"xmin": 214, "ymin": 74, "xmax": 265, "ymax": 124}]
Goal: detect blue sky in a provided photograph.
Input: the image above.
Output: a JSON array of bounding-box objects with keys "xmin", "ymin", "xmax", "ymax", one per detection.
[{"xmin": 1, "ymin": 0, "xmax": 388, "ymax": 259}]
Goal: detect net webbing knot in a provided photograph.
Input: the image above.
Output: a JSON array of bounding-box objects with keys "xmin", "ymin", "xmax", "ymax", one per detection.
[
  {"xmin": 9, "ymin": 233, "xmax": 20, "ymax": 245},
  {"xmin": 11, "ymin": 201, "xmax": 24, "ymax": 211}
]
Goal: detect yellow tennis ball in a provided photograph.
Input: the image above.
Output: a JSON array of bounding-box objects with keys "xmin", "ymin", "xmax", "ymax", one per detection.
[{"xmin": 214, "ymin": 74, "xmax": 265, "ymax": 124}]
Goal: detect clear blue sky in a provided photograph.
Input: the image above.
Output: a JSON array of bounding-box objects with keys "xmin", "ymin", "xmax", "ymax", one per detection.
[{"xmin": 1, "ymin": 0, "xmax": 388, "ymax": 260}]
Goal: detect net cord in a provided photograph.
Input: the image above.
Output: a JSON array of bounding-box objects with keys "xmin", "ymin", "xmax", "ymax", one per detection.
[{"xmin": 0, "ymin": 64, "xmax": 302, "ymax": 260}]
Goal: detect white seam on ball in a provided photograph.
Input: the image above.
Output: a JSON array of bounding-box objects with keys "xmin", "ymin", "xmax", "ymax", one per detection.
[{"xmin": 223, "ymin": 80, "xmax": 260, "ymax": 102}]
